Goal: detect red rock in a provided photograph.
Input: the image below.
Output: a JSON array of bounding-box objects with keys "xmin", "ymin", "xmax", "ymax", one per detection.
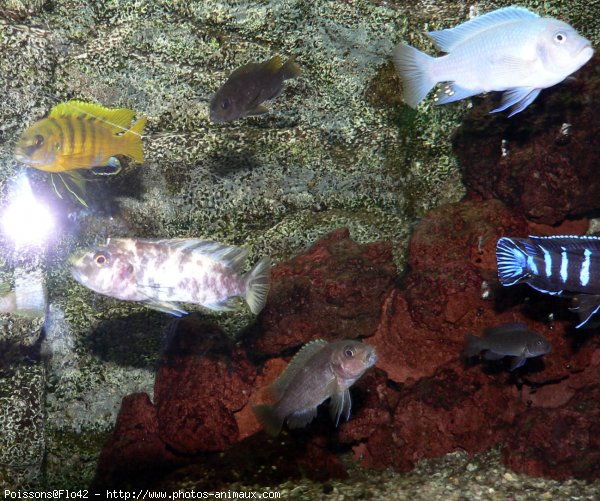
[
  {"xmin": 453, "ymin": 53, "xmax": 600, "ymax": 225},
  {"xmin": 245, "ymin": 228, "xmax": 396, "ymax": 356},
  {"xmin": 337, "ymin": 369, "xmax": 395, "ymax": 444},
  {"xmin": 362, "ymin": 364, "xmax": 525, "ymax": 471},
  {"xmin": 95, "ymin": 194, "xmax": 600, "ymax": 486},
  {"xmin": 235, "ymin": 357, "xmax": 287, "ymax": 440},
  {"xmin": 154, "ymin": 318, "xmax": 256, "ymax": 453},
  {"xmin": 93, "ymin": 393, "xmax": 179, "ymax": 489},
  {"xmin": 371, "ymin": 199, "xmax": 532, "ymax": 383},
  {"xmin": 504, "ymin": 384, "xmax": 600, "ymax": 481}
]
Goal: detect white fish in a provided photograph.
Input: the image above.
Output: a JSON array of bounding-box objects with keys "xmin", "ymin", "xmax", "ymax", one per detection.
[
  {"xmin": 69, "ymin": 238, "xmax": 271, "ymax": 316},
  {"xmin": 393, "ymin": 6, "xmax": 594, "ymax": 116}
]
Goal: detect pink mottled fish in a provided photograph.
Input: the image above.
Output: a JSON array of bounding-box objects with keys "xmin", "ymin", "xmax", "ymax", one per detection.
[
  {"xmin": 253, "ymin": 339, "xmax": 377, "ymax": 436},
  {"xmin": 69, "ymin": 238, "xmax": 271, "ymax": 315}
]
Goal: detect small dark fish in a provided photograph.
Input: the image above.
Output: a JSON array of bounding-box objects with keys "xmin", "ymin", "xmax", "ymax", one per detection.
[
  {"xmin": 497, "ymin": 235, "xmax": 600, "ymax": 327},
  {"xmin": 463, "ymin": 323, "xmax": 551, "ymax": 370},
  {"xmin": 253, "ymin": 339, "xmax": 377, "ymax": 436},
  {"xmin": 210, "ymin": 55, "xmax": 301, "ymax": 123}
]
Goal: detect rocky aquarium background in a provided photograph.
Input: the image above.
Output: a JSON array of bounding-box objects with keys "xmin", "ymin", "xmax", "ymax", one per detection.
[{"xmin": 0, "ymin": 0, "xmax": 599, "ymax": 495}]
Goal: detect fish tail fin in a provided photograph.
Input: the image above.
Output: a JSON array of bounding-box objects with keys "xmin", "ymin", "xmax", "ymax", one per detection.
[
  {"xmin": 244, "ymin": 257, "xmax": 271, "ymax": 315},
  {"xmin": 463, "ymin": 333, "xmax": 485, "ymax": 358},
  {"xmin": 122, "ymin": 115, "xmax": 147, "ymax": 163},
  {"xmin": 496, "ymin": 237, "xmax": 529, "ymax": 286},
  {"xmin": 281, "ymin": 57, "xmax": 301, "ymax": 79},
  {"xmin": 392, "ymin": 43, "xmax": 436, "ymax": 108},
  {"xmin": 252, "ymin": 404, "xmax": 283, "ymax": 436}
]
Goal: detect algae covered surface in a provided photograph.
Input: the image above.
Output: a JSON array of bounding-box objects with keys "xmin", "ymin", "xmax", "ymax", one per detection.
[{"xmin": 0, "ymin": 0, "xmax": 597, "ymax": 490}]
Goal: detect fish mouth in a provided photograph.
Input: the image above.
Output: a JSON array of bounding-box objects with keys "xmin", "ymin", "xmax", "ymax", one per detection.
[
  {"xmin": 69, "ymin": 267, "xmax": 85, "ymax": 284},
  {"xmin": 578, "ymin": 44, "xmax": 594, "ymax": 58},
  {"xmin": 209, "ymin": 110, "xmax": 225, "ymax": 124},
  {"xmin": 14, "ymin": 152, "xmax": 42, "ymax": 166}
]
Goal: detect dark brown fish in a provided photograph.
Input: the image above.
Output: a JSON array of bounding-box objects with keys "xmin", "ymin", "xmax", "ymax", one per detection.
[
  {"xmin": 209, "ymin": 55, "xmax": 301, "ymax": 123},
  {"xmin": 253, "ymin": 339, "xmax": 377, "ymax": 436}
]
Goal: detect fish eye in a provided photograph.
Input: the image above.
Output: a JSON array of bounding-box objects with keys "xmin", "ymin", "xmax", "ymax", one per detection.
[
  {"xmin": 33, "ymin": 134, "xmax": 44, "ymax": 147},
  {"xmin": 344, "ymin": 346, "xmax": 355, "ymax": 358},
  {"xmin": 554, "ymin": 32, "xmax": 567, "ymax": 44},
  {"xmin": 94, "ymin": 252, "xmax": 109, "ymax": 266},
  {"xmin": 220, "ymin": 99, "xmax": 230, "ymax": 110}
]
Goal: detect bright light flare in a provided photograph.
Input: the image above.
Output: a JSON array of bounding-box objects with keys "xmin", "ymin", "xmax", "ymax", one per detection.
[{"xmin": 1, "ymin": 175, "xmax": 56, "ymax": 248}]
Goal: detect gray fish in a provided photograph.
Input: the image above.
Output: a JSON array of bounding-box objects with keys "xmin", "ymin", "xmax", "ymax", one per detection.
[
  {"xmin": 253, "ymin": 339, "xmax": 377, "ymax": 436},
  {"xmin": 69, "ymin": 238, "xmax": 271, "ymax": 316},
  {"xmin": 463, "ymin": 322, "xmax": 551, "ymax": 370},
  {"xmin": 209, "ymin": 55, "xmax": 301, "ymax": 123}
]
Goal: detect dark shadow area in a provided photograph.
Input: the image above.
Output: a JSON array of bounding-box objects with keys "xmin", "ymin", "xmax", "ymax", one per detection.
[
  {"xmin": 92, "ymin": 419, "xmax": 350, "ymax": 492},
  {"xmin": 83, "ymin": 310, "xmax": 171, "ymax": 369},
  {"xmin": 25, "ymin": 161, "xmax": 146, "ymax": 228},
  {"xmin": 493, "ymin": 284, "xmax": 576, "ymax": 325},
  {"xmin": 204, "ymin": 148, "xmax": 262, "ymax": 178}
]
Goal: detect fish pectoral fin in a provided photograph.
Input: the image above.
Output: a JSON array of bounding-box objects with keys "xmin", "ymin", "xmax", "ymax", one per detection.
[
  {"xmin": 145, "ymin": 300, "xmax": 188, "ymax": 317},
  {"xmin": 286, "ymin": 407, "xmax": 318, "ymax": 429},
  {"xmin": 569, "ymin": 294, "xmax": 600, "ymax": 328},
  {"xmin": 247, "ymin": 104, "xmax": 269, "ymax": 116},
  {"xmin": 491, "ymin": 87, "xmax": 540, "ymax": 116},
  {"xmin": 330, "ymin": 389, "xmax": 352, "ymax": 427},
  {"xmin": 434, "ymin": 83, "xmax": 481, "ymax": 105},
  {"xmin": 508, "ymin": 356, "xmax": 527, "ymax": 371}
]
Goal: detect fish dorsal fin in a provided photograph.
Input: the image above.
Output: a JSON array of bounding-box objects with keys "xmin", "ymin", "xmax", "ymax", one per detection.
[
  {"xmin": 137, "ymin": 239, "xmax": 250, "ymax": 273},
  {"xmin": 261, "ymin": 55, "xmax": 283, "ymax": 74},
  {"xmin": 49, "ymin": 100, "xmax": 136, "ymax": 133},
  {"xmin": 528, "ymin": 235, "xmax": 600, "ymax": 253},
  {"xmin": 484, "ymin": 322, "xmax": 529, "ymax": 337},
  {"xmin": 270, "ymin": 339, "xmax": 329, "ymax": 400},
  {"xmin": 427, "ymin": 6, "xmax": 539, "ymax": 52},
  {"xmin": 228, "ymin": 56, "xmax": 283, "ymax": 80}
]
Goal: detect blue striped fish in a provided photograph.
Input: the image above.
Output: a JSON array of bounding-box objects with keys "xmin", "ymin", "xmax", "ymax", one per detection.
[{"xmin": 497, "ymin": 235, "xmax": 600, "ymax": 328}]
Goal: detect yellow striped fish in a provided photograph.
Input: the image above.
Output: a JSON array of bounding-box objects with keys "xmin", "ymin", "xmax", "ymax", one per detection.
[{"xmin": 14, "ymin": 100, "xmax": 147, "ymax": 173}]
